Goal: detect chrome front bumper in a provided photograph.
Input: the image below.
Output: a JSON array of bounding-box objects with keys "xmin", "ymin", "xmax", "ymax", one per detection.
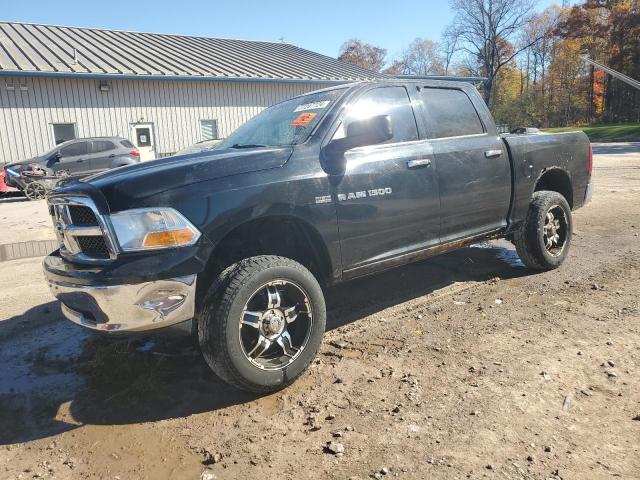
[{"xmin": 47, "ymin": 274, "xmax": 197, "ymax": 333}]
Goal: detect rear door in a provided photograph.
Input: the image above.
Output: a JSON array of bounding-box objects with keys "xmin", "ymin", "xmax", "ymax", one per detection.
[
  {"xmin": 418, "ymin": 87, "xmax": 511, "ymax": 242},
  {"xmin": 88, "ymin": 140, "xmax": 118, "ymax": 171},
  {"xmin": 330, "ymin": 85, "xmax": 441, "ymax": 275},
  {"xmin": 55, "ymin": 141, "xmax": 91, "ymax": 174}
]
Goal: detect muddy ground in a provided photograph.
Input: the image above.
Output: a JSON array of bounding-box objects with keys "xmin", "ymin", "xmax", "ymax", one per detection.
[{"xmin": 0, "ymin": 143, "xmax": 638, "ymax": 480}]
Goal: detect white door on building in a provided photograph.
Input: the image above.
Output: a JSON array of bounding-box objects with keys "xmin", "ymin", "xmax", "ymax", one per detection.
[{"xmin": 131, "ymin": 123, "xmax": 156, "ymax": 161}]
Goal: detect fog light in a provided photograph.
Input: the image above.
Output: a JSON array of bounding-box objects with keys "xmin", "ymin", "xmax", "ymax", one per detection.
[{"xmin": 141, "ymin": 295, "xmax": 186, "ymax": 318}]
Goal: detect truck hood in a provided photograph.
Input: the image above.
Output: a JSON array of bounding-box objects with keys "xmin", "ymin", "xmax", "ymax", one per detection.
[{"xmin": 72, "ymin": 146, "xmax": 293, "ymax": 211}]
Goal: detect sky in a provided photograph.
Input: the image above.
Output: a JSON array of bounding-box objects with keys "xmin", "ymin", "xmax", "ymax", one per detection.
[{"xmin": 3, "ymin": 0, "xmax": 571, "ymax": 62}]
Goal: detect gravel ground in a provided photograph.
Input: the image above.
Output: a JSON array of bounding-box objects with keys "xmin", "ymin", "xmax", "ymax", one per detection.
[{"xmin": 0, "ymin": 143, "xmax": 638, "ymax": 480}]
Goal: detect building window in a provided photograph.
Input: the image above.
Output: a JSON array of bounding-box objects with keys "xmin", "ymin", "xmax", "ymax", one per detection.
[
  {"xmin": 51, "ymin": 123, "xmax": 77, "ymax": 145},
  {"xmin": 200, "ymin": 120, "xmax": 219, "ymax": 141},
  {"xmin": 136, "ymin": 128, "xmax": 152, "ymax": 147}
]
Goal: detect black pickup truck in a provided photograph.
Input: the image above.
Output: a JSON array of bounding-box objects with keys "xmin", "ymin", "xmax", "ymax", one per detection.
[{"xmin": 44, "ymin": 80, "xmax": 592, "ymax": 392}]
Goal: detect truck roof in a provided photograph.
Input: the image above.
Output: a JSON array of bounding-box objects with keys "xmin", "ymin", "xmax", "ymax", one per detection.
[{"xmin": 294, "ymin": 78, "xmax": 482, "ymax": 98}]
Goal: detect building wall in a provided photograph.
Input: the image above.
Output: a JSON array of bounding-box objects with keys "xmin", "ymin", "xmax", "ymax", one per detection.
[{"xmin": 0, "ymin": 76, "xmax": 333, "ymax": 164}]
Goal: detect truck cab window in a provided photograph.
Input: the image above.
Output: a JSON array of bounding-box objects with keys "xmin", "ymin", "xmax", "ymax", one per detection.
[
  {"xmin": 420, "ymin": 88, "xmax": 484, "ymax": 138},
  {"xmin": 337, "ymin": 86, "xmax": 418, "ymax": 144}
]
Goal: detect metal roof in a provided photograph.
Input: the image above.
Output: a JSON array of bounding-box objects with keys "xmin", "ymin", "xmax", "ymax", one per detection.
[{"xmin": 0, "ymin": 22, "xmax": 384, "ymax": 83}]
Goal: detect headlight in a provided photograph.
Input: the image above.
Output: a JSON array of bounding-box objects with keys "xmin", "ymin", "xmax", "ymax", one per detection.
[{"xmin": 109, "ymin": 208, "xmax": 201, "ymax": 251}]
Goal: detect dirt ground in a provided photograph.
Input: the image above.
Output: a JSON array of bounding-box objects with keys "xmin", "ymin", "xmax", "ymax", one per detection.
[
  {"xmin": 0, "ymin": 195, "xmax": 54, "ymax": 244},
  {"xmin": 0, "ymin": 142, "xmax": 638, "ymax": 480}
]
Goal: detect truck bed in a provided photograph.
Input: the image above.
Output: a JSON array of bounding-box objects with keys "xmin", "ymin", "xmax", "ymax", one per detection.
[{"xmin": 501, "ymin": 131, "xmax": 591, "ymax": 225}]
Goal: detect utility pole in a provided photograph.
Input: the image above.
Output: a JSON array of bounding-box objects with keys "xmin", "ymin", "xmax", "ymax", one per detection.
[{"xmin": 582, "ymin": 56, "xmax": 640, "ymax": 91}]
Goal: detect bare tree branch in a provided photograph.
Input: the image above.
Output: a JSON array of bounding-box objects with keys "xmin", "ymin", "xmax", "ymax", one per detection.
[{"xmin": 448, "ymin": 0, "xmax": 539, "ymax": 105}]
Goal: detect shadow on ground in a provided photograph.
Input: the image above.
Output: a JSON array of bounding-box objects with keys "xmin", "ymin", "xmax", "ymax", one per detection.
[
  {"xmin": 0, "ymin": 192, "xmax": 29, "ymax": 203},
  {"xmin": 0, "ymin": 242, "xmax": 530, "ymax": 445}
]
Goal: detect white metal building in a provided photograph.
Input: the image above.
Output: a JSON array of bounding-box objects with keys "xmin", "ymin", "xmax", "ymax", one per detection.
[{"xmin": 0, "ymin": 22, "xmax": 380, "ymax": 164}]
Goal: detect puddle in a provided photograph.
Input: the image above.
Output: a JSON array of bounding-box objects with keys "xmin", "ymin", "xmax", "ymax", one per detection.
[{"xmin": 470, "ymin": 240, "xmax": 525, "ymax": 268}]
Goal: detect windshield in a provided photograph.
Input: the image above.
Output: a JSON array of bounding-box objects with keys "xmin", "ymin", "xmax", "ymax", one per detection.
[
  {"xmin": 218, "ymin": 88, "xmax": 346, "ymax": 149},
  {"xmin": 37, "ymin": 141, "xmax": 72, "ymax": 160},
  {"xmin": 40, "ymin": 145, "xmax": 61, "ymax": 158}
]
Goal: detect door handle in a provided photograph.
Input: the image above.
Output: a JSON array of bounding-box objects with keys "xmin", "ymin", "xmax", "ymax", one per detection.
[
  {"xmin": 407, "ymin": 158, "xmax": 432, "ymax": 169},
  {"xmin": 484, "ymin": 149, "xmax": 503, "ymax": 158},
  {"xmin": 108, "ymin": 154, "xmax": 116, "ymax": 158},
  {"xmin": 77, "ymin": 159, "xmax": 84, "ymax": 162}
]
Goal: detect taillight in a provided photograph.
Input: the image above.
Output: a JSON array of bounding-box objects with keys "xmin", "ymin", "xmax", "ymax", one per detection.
[
  {"xmin": 587, "ymin": 144, "xmax": 593, "ymax": 176},
  {"xmin": 130, "ymin": 150, "xmax": 140, "ymax": 158}
]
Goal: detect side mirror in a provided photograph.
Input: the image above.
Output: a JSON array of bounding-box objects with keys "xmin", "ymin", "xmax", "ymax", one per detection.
[
  {"xmin": 50, "ymin": 152, "xmax": 61, "ymax": 163},
  {"xmin": 322, "ymin": 115, "xmax": 393, "ymax": 174}
]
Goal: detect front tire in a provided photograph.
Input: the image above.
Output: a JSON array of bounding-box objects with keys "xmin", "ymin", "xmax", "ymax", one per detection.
[
  {"xmin": 513, "ymin": 190, "xmax": 573, "ymax": 270},
  {"xmin": 198, "ymin": 255, "xmax": 326, "ymax": 393}
]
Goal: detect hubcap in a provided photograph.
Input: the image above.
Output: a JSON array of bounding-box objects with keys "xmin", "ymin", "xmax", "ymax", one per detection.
[
  {"xmin": 239, "ymin": 280, "xmax": 313, "ymax": 370},
  {"xmin": 543, "ymin": 205, "xmax": 568, "ymax": 256},
  {"xmin": 261, "ymin": 309, "xmax": 285, "ymax": 337}
]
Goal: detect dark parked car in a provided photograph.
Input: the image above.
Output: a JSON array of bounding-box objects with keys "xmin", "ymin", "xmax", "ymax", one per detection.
[
  {"xmin": 44, "ymin": 80, "xmax": 592, "ymax": 393},
  {"xmin": 3, "ymin": 137, "xmax": 140, "ymax": 193}
]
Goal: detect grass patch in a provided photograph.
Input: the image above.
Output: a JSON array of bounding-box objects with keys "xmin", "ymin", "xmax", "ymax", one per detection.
[{"xmin": 543, "ymin": 123, "xmax": 640, "ymax": 141}]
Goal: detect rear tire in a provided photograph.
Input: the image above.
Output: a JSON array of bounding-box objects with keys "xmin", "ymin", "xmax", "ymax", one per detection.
[
  {"xmin": 513, "ymin": 190, "xmax": 572, "ymax": 270},
  {"xmin": 198, "ymin": 255, "xmax": 326, "ymax": 393}
]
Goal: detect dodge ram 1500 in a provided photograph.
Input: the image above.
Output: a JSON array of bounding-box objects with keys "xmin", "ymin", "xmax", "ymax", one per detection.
[{"xmin": 43, "ymin": 80, "xmax": 592, "ymax": 392}]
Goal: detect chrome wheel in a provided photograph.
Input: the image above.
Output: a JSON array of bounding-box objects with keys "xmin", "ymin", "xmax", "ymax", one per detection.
[
  {"xmin": 543, "ymin": 205, "xmax": 568, "ymax": 256},
  {"xmin": 239, "ymin": 280, "xmax": 313, "ymax": 370}
]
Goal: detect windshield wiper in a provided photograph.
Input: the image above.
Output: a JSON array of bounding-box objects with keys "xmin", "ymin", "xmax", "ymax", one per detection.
[{"xmin": 229, "ymin": 143, "xmax": 269, "ymax": 149}]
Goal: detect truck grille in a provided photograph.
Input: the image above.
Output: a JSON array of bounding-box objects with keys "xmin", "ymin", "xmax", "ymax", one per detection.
[
  {"xmin": 76, "ymin": 236, "xmax": 110, "ymax": 258},
  {"xmin": 48, "ymin": 196, "xmax": 116, "ymax": 263},
  {"xmin": 68, "ymin": 205, "xmax": 98, "ymax": 226}
]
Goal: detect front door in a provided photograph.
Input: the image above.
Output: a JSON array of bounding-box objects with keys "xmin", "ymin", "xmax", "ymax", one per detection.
[
  {"xmin": 131, "ymin": 123, "xmax": 156, "ymax": 161},
  {"xmin": 419, "ymin": 87, "xmax": 512, "ymax": 242},
  {"xmin": 330, "ymin": 85, "xmax": 440, "ymax": 275},
  {"xmin": 55, "ymin": 141, "xmax": 91, "ymax": 174}
]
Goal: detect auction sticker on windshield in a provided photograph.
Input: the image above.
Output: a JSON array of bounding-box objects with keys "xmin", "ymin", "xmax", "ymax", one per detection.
[
  {"xmin": 294, "ymin": 100, "xmax": 331, "ymax": 112},
  {"xmin": 291, "ymin": 112, "xmax": 317, "ymax": 127}
]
